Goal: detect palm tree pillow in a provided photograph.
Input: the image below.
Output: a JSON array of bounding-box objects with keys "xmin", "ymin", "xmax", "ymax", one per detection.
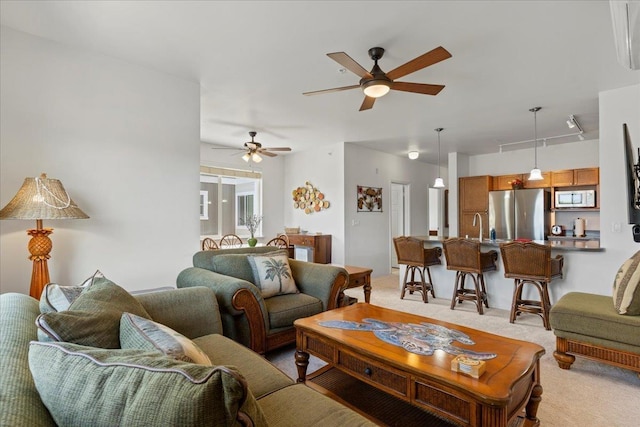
[{"xmin": 248, "ymin": 251, "xmax": 298, "ymax": 298}]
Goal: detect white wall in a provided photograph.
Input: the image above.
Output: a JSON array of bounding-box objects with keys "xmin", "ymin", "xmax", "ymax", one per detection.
[
  {"xmin": 0, "ymin": 27, "xmax": 200, "ymax": 294},
  {"xmin": 344, "ymin": 144, "xmax": 439, "ymax": 276},
  {"xmin": 283, "ymin": 143, "xmax": 346, "ymax": 264}
]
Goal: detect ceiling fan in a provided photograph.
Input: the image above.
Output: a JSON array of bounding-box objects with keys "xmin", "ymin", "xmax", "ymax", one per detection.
[
  {"xmin": 212, "ymin": 131, "xmax": 291, "ymax": 163},
  {"xmin": 303, "ymin": 46, "xmax": 452, "ymax": 111}
]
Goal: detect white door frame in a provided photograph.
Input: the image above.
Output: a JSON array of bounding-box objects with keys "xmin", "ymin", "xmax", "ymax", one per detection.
[{"xmin": 390, "ymin": 182, "xmax": 410, "ymax": 269}]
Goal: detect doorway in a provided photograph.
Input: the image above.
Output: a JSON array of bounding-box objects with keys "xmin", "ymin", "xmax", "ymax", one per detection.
[{"xmin": 390, "ymin": 182, "xmax": 410, "ymax": 268}]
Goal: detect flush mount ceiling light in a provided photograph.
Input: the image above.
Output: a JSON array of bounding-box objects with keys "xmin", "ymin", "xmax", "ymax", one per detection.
[
  {"xmin": 610, "ymin": 0, "xmax": 640, "ymax": 70},
  {"xmin": 433, "ymin": 128, "xmax": 445, "ymax": 188},
  {"xmin": 528, "ymin": 107, "xmax": 543, "ymax": 181},
  {"xmin": 408, "ymin": 150, "xmax": 419, "ymax": 160}
]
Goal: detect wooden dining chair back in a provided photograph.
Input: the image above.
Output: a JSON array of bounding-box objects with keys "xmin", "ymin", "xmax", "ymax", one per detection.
[
  {"xmin": 392, "ymin": 236, "xmax": 442, "ymax": 303},
  {"xmin": 277, "ymin": 233, "xmax": 295, "ymax": 258},
  {"xmin": 266, "ymin": 236, "xmax": 289, "ymax": 249},
  {"xmin": 442, "ymin": 238, "xmax": 498, "ymax": 315},
  {"xmin": 201, "ymin": 237, "xmax": 219, "ymax": 251},
  {"xmin": 500, "ymin": 241, "xmax": 564, "ymax": 329},
  {"xmin": 219, "ymin": 234, "xmax": 243, "ymax": 248}
]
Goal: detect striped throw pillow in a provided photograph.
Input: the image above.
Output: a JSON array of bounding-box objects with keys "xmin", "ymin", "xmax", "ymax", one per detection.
[{"xmin": 613, "ymin": 251, "xmax": 640, "ymax": 315}]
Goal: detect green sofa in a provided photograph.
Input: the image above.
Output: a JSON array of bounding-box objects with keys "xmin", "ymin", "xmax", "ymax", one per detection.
[
  {"xmin": 177, "ymin": 247, "xmax": 348, "ymax": 354},
  {"xmin": 0, "ymin": 287, "xmax": 376, "ymax": 427},
  {"xmin": 549, "ymin": 292, "xmax": 640, "ymax": 374}
]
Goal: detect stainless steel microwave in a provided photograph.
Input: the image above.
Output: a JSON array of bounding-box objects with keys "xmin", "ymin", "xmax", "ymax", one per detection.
[{"xmin": 554, "ymin": 190, "xmax": 596, "ymax": 208}]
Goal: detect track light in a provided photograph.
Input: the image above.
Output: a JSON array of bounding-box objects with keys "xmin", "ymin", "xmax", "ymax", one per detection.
[
  {"xmin": 567, "ymin": 117, "xmax": 575, "ymax": 129},
  {"xmin": 408, "ymin": 151, "xmax": 419, "ymax": 160}
]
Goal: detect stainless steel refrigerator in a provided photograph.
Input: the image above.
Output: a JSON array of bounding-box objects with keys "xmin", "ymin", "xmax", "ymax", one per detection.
[{"xmin": 488, "ymin": 189, "xmax": 550, "ymax": 240}]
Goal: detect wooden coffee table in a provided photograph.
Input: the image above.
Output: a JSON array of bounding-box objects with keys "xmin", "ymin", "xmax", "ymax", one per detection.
[{"xmin": 295, "ymin": 303, "xmax": 544, "ymax": 427}]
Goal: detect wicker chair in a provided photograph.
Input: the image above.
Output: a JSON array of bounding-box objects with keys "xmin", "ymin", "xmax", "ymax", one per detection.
[
  {"xmin": 500, "ymin": 241, "xmax": 564, "ymax": 330},
  {"xmin": 392, "ymin": 236, "xmax": 442, "ymax": 303},
  {"xmin": 219, "ymin": 234, "xmax": 243, "ymax": 248},
  {"xmin": 442, "ymin": 238, "xmax": 498, "ymax": 315},
  {"xmin": 201, "ymin": 237, "xmax": 219, "ymax": 251}
]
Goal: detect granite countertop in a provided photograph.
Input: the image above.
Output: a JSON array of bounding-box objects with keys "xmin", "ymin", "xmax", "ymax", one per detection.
[{"xmin": 413, "ymin": 236, "xmax": 604, "ymax": 252}]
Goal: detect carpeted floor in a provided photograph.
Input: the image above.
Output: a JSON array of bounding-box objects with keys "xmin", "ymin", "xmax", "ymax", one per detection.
[{"xmin": 266, "ymin": 271, "xmax": 640, "ymax": 427}]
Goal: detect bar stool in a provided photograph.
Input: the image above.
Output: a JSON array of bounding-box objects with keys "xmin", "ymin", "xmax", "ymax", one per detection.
[
  {"xmin": 500, "ymin": 241, "xmax": 564, "ymax": 330},
  {"xmin": 393, "ymin": 236, "xmax": 442, "ymax": 303},
  {"xmin": 442, "ymin": 238, "xmax": 498, "ymax": 315}
]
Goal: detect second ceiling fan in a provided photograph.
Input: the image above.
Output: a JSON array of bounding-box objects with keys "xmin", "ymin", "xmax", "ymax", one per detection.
[{"xmin": 303, "ymin": 46, "xmax": 452, "ymax": 111}]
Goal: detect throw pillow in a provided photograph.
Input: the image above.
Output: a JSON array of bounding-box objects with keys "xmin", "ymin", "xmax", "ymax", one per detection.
[
  {"xmin": 247, "ymin": 250, "xmax": 298, "ymax": 298},
  {"xmin": 613, "ymin": 250, "xmax": 640, "ymax": 315},
  {"xmin": 120, "ymin": 312, "xmax": 212, "ymax": 365},
  {"xmin": 29, "ymin": 341, "xmax": 268, "ymax": 427},
  {"xmin": 39, "ymin": 270, "xmax": 105, "ymax": 313},
  {"xmin": 36, "ymin": 277, "xmax": 151, "ymax": 348}
]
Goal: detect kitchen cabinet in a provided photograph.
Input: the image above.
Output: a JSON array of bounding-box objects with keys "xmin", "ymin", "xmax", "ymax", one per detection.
[
  {"xmin": 492, "ymin": 174, "xmax": 524, "ymax": 190},
  {"xmin": 524, "ymin": 171, "xmax": 551, "ymax": 188},
  {"xmin": 459, "ymin": 175, "xmax": 491, "ymax": 238},
  {"xmin": 551, "ymin": 168, "xmax": 599, "ymax": 187}
]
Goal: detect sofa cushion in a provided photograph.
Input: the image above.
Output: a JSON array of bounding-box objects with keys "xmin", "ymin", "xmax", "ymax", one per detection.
[
  {"xmin": 265, "ymin": 293, "xmax": 323, "ymax": 329},
  {"xmin": 248, "ymin": 250, "xmax": 298, "ymax": 298},
  {"xmin": 550, "ymin": 292, "xmax": 640, "ymax": 348},
  {"xmin": 613, "ymin": 250, "xmax": 640, "ymax": 315},
  {"xmin": 210, "ymin": 254, "xmax": 256, "ymax": 284},
  {"xmin": 28, "ymin": 341, "xmax": 268, "ymax": 427},
  {"xmin": 120, "ymin": 313, "xmax": 212, "ymax": 365},
  {"xmin": 258, "ymin": 383, "xmax": 376, "ymax": 426},
  {"xmin": 39, "ymin": 270, "xmax": 105, "ymax": 313},
  {"xmin": 35, "ymin": 278, "xmax": 151, "ymax": 348},
  {"xmin": 194, "ymin": 333, "xmax": 294, "ymax": 399}
]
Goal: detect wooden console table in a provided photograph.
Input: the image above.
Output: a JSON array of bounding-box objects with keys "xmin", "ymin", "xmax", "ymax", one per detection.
[{"xmin": 287, "ymin": 233, "xmax": 332, "ymax": 264}]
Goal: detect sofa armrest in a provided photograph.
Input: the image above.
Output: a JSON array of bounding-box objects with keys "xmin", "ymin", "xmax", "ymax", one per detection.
[
  {"xmin": 288, "ymin": 260, "xmax": 349, "ymax": 310},
  {"xmin": 134, "ymin": 287, "xmax": 223, "ymax": 340}
]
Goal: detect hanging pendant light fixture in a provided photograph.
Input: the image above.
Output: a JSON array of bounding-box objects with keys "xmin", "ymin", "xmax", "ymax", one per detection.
[
  {"xmin": 433, "ymin": 127, "xmax": 445, "ymax": 188},
  {"xmin": 528, "ymin": 107, "xmax": 543, "ymax": 181}
]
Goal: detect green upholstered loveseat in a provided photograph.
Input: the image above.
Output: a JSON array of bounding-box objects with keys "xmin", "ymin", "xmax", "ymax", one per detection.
[
  {"xmin": 0, "ymin": 287, "xmax": 376, "ymax": 427},
  {"xmin": 549, "ymin": 292, "xmax": 640, "ymax": 374},
  {"xmin": 177, "ymin": 247, "xmax": 349, "ymax": 354}
]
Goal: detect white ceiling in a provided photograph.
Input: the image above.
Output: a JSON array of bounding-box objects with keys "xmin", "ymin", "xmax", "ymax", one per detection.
[{"xmin": 1, "ymin": 1, "xmax": 638, "ymax": 164}]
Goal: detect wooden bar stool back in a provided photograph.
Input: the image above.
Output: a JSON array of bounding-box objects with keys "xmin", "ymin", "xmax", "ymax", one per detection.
[
  {"xmin": 393, "ymin": 236, "xmax": 442, "ymax": 303},
  {"xmin": 219, "ymin": 234, "xmax": 243, "ymax": 248},
  {"xmin": 500, "ymin": 241, "xmax": 564, "ymax": 330},
  {"xmin": 442, "ymin": 238, "xmax": 498, "ymax": 315},
  {"xmin": 202, "ymin": 237, "xmax": 219, "ymax": 251}
]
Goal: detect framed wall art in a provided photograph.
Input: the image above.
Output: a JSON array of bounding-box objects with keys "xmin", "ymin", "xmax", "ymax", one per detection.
[{"xmin": 357, "ymin": 185, "xmax": 383, "ymax": 212}]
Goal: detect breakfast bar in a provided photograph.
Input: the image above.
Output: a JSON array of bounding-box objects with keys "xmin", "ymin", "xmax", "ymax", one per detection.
[{"xmin": 397, "ymin": 236, "xmax": 605, "ymax": 314}]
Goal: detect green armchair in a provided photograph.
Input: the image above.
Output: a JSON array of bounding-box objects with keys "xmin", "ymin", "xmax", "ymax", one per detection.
[{"xmin": 177, "ymin": 247, "xmax": 348, "ymax": 354}]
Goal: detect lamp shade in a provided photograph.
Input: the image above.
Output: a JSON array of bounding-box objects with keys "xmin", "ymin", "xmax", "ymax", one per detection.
[
  {"xmin": 433, "ymin": 177, "xmax": 445, "ymax": 188},
  {"xmin": 528, "ymin": 168, "xmax": 543, "ymax": 181},
  {"xmin": 0, "ymin": 174, "xmax": 89, "ymax": 220},
  {"xmin": 408, "ymin": 151, "xmax": 419, "ymax": 160}
]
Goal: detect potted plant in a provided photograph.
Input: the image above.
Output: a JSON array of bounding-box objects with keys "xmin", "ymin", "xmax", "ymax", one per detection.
[{"xmin": 244, "ymin": 214, "xmax": 262, "ymax": 247}]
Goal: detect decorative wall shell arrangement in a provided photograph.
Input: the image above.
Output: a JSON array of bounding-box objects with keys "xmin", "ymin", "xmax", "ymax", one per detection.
[{"xmin": 292, "ymin": 181, "xmax": 330, "ymax": 214}]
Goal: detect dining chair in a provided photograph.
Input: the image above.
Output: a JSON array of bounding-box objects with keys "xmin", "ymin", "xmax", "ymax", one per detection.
[
  {"xmin": 201, "ymin": 237, "xmax": 219, "ymax": 251},
  {"xmin": 219, "ymin": 234, "xmax": 243, "ymax": 248}
]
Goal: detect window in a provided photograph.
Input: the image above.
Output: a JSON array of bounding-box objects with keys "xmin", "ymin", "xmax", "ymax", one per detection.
[{"xmin": 200, "ymin": 166, "xmax": 262, "ymax": 239}]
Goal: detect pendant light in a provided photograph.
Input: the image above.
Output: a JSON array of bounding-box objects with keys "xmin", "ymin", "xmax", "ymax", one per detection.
[
  {"xmin": 528, "ymin": 107, "xmax": 543, "ymax": 181},
  {"xmin": 433, "ymin": 128, "xmax": 445, "ymax": 188}
]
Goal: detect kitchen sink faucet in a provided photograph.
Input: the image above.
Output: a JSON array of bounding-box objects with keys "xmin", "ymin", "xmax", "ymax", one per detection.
[{"xmin": 473, "ymin": 212, "xmax": 483, "ymax": 242}]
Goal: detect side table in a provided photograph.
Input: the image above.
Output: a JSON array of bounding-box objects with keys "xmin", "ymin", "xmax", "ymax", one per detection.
[{"xmin": 342, "ymin": 265, "xmax": 373, "ymax": 304}]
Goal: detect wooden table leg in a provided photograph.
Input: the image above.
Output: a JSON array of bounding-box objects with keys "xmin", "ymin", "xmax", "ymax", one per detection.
[
  {"xmin": 363, "ymin": 276, "xmax": 371, "ymax": 303},
  {"xmin": 295, "ymin": 350, "xmax": 309, "ymax": 383},
  {"xmin": 523, "ymin": 383, "xmax": 543, "ymax": 427}
]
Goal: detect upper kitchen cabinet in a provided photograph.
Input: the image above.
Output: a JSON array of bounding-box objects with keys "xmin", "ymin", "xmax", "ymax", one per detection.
[
  {"xmin": 523, "ymin": 171, "xmax": 551, "ymax": 188},
  {"xmin": 492, "ymin": 174, "xmax": 524, "ymax": 190},
  {"xmin": 551, "ymin": 168, "xmax": 599, "ymax": 187}
]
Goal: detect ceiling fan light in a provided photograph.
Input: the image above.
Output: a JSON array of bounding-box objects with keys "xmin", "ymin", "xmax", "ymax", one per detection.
[
  {"xmin": 408, "ymin": 151, "xmax": 419, "ymax": 160},
  {"xmin": 528, "ymin": 168, "xmax": 543, "ymax": 181},
  {"xmin": 252, "ymin": 153, "xmax": 263, "ymax": 163},
  {"xmin": 242, "ymin": 153, "xmax": 251, "ymax": 162},
  {"xmin": 433, "ymin": 177, "xmax": 445, "ymax": 188},
  {"xmin": 362, "ymin": 80, "xmax": 391, "ymax": 98}
]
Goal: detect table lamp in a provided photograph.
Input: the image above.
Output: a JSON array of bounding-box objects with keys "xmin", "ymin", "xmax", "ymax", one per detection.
[{"xmin": 0, "ymin": 173, "xmax": 89, "ymax": 298}]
